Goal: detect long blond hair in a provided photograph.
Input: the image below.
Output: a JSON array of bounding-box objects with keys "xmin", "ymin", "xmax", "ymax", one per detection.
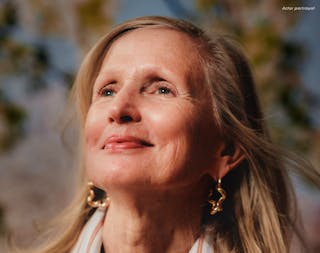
[{"xmin": 15, "ymin": 16, "xmax": 320, "ymax": 253}]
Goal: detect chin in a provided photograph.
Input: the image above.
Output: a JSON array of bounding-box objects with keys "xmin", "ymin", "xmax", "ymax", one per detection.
[{"xmin": 86, "ymin": 162, "xmax": 151, "ymax": 190}]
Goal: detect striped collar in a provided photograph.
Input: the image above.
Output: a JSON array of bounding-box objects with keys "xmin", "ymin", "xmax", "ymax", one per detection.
[{"xmin": 71, "ymin": 209, "xmax": 214, "ymax": 253}]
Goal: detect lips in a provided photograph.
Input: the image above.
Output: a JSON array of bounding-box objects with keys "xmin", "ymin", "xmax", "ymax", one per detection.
[{"xmin": 102, "ymin": 135, "xmax": 153, "ymax": 151}]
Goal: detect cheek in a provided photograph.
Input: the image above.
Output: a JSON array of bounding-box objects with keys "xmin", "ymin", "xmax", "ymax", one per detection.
[
  {"xmin": 148, "ymin": 104, "xmax": 203, "ymax": 171},
  {"xmin": 156, "ymin": 102, "xmax": 218, "ymax": 166},
  {"xmin": 84, "ymin": 107, "xmax": 105, "ymax": 148},
  {"xmin": 147, "ymin": 103, "xmax": 195, "ymax": 141}
]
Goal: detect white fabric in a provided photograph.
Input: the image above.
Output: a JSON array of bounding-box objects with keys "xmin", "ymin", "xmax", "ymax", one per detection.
[
  {"xmin": 188, "ymin": 233, "xmax": 213, "ymax": 253},
  {"xmin": 70, "ymin": 209, "xmax": 105, "ymax": 253},
  {"xmin": 70, "ymin": 209, "xmax": 214, "ymax": 253}
]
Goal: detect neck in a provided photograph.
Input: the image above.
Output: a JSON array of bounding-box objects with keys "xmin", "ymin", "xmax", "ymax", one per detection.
[{"xmin": 102, "ymin": 183, "xmax": 208, "ymax": 253}]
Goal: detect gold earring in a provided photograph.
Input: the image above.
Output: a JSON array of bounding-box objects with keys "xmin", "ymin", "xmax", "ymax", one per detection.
[
  {"xmin": 87, "ymin": 182, "xmax": 110, "ymax": 209},
  {"xmin": 208, "ymin": 178, "xmax": 226, "ymax": 215}
]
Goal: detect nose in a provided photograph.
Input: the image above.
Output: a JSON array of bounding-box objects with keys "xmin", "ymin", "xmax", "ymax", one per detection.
[{"xmin": 107, "ymin": 91, "xmax": 141, "ymax": 124}]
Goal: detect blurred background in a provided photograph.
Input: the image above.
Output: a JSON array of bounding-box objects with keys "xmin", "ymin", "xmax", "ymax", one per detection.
[{"xmin": 0, "ymin": 0, "xmax": 319, "ymax": 252}]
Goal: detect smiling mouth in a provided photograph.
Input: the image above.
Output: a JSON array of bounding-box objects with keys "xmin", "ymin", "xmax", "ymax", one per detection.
[{"xmin": 102, "ymin": 136, "xmax": 154, "ymax": 151}]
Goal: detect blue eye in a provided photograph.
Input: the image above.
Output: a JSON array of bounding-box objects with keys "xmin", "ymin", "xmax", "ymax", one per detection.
[
  {"xmin": 100, "ymin": 88, "xmax": 115, "ymax": 97},
  {"xmin": 157, "ymin": 87, "xmax": 171, "ymax": 95}
]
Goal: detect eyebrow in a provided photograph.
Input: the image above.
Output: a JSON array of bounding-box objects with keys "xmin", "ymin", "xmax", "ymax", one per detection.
[{"xmin": 94, "ymin": 65, "xmax": 173, "ymax": 87}]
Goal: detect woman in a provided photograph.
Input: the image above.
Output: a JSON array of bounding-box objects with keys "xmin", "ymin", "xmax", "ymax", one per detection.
[{"xmin": 17, "ymin": 16, "xmax": 319, "ymax": 253}]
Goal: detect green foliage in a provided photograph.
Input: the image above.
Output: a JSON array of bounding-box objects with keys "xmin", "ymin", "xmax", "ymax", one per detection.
[
  {"xmin": 74, "ymin": 0, "xmax": 113, "ymax": 51},
  {"xmin": 0, "ymin": 204, "xmax": 6, "ymax": 236},
  {"xmin": 1, "ymin": 3, "xmax": 42, "ymax": 85},
  {"xmin": 196, "ymin": 0, "xmax": 217, "ymax": 11},
  {"xmin": 195, "ymin": 0, "xmax": 319, "ymax": 163},
  {"xmin": 0, "ymin": 1, "xmax": 50, "ymax": 150},
  {"xmin": 0, "ymin": 89, "xmax": 27, "ymax": 151},
  {"xmin": 0, "ymin": 0, "xmax": 17, "ymax": 27},
  {"xmin": 77, "ymin": 0, "xmax": 111, "ymax": 29}
]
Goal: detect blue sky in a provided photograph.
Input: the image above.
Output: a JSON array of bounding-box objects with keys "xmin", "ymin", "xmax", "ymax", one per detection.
[{"xmin": 115, "ymin": 0, "xmax": 195, "ymax": 23}]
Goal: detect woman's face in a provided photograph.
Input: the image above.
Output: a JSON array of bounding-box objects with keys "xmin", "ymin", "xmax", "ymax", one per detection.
[{"xmin": 85, "ymin": 28, "xmax": 222, "ymax": 192}]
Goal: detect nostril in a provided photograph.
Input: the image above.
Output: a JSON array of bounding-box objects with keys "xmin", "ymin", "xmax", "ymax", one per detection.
[{"xmin": 120, "ymin": 115, "xmax": 133, "ymax": 123}]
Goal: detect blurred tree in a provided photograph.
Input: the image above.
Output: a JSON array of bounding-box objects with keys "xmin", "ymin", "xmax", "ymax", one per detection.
[
  {"xmin": 0, "ymin": 1, "xmax": 28, "ymax": 150},
  {"xmin": 191, "ymin": 0, "xmax": 320, "ymax": 165},
  {"xmin": 0, "ymin": 89, "xmax": 26, "ymax": 151},
  {"xmin": 0, "ymin": 0, "xmax": 114, "ymax": 236},
  {"xmin": 0, "ymin": 0, "xmax": 114, "ymax": 151},
  {"xmin": 75, "ymin": 0, "xmax": 114, "ymax": 49},
  {"xmin": 0, "ymin": 204, "xmax": 5, "ymax": 235}
]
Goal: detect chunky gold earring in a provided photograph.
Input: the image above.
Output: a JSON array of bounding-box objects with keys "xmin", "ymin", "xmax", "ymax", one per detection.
[
  {"xmin": 87, "ymin": 182, "xmax": 110, "ymax": 209},
  {"xmin": 208, "ymin": 178, "xmax": 226, "ymax": 215}
]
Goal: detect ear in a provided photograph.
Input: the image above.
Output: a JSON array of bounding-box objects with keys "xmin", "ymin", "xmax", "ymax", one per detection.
[{"xmin": 209, "ymin": 142, "xmax": 245, "ymax": 180}]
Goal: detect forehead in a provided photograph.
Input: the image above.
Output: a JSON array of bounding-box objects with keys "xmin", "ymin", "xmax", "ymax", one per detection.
[
  {"xmin": 103, "ymin": 28, "xmax": 199, "ymax": 71},
  {"xmin": 97, "ymin": 28, "xmax": 205, "ymax": 90},
  {"xmin": 106, "ymin": 27, "xmax": 199, "ymax": 61}
]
